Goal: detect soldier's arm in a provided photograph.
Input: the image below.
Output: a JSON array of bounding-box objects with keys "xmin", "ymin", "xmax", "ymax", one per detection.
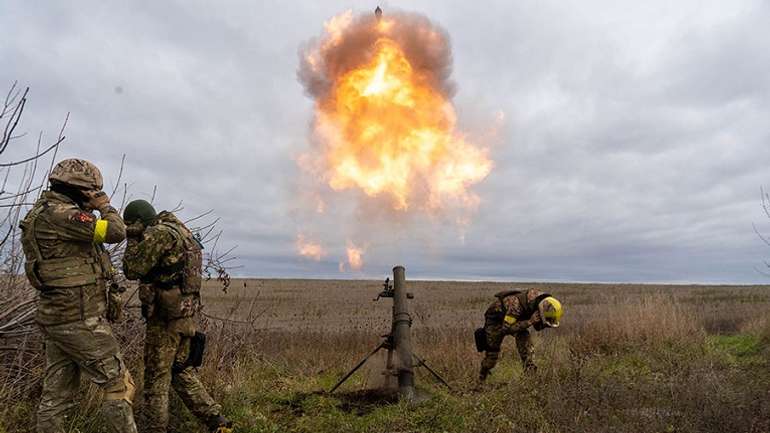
[
  {"xmin": 48, "ymin": 203, "xmax": 124, "ymax": 244},
  {"xmin": 123, "ymin": 227, "xmax": 174, "ymax": 280},
  {"xmin": 95, "ymin": 206, "xmax": 126, "ymax": 244},
  {"xmin": 502, "ymin": 318, "xmax": 534, "ymax": 334},
  {"xmin": 501, "ymin": 297, "xmax": 532, "ymax": 334}
]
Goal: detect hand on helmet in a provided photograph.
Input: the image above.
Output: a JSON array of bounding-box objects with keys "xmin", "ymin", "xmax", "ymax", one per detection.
[
  {"xmin": 528, "ymin": 311, "xmax": 542, "ymax": 327},
  {"xmin": 126, "ymin": 221, "xmax": 146, "ymax": 239},
  {"xmin": 84, "ymin": 190, "xmax": 111, "ymax": 213}
]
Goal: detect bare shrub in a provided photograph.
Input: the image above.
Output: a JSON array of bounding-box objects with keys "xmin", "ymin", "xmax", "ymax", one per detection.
[{"xmin": 0, "ymin": 82, "xmax": 67, "ymax": 409}]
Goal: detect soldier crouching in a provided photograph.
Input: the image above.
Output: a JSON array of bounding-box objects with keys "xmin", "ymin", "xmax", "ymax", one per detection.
[
  {"xmin": 20, "ymin": 159, "xmax": 137, "ymax": 433},
  {"xmin": 121, "ymin": 200, "xmax": 232, "ymax": 433},
  {"xmin": 476, "ymin": 288, "xmax": 563, "ymax": 383}
]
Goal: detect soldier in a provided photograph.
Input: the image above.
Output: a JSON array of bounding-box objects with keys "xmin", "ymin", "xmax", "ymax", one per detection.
[
  {"xmin": 476, "ymin": 288, "xmax": 563, "ymax": 383},
  {"xmin": 20, "ymin": 159, "xmax": 137, "ymax": 433},
  {"xmin": 121, "ymin": 199, "xmax": 232, "ymax": 433}
]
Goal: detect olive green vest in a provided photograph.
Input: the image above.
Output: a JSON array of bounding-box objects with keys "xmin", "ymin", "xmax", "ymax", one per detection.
[
  {"xmin": 20, "ymin": 197, "xmax": 112, "ymax": 325},
  {"xmin": 145, "ymin": 216, "xmax": 203, "ymax": 321}
]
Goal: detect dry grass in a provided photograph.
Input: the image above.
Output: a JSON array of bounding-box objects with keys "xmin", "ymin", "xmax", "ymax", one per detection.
[{"xmin": 2, "ymin": 279, "xmax": 770, "ymax": 433}]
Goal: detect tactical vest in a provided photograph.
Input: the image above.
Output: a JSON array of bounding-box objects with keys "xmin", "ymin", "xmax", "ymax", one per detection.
[
  {"xmin": 151, "ymin": 219, "xmax": 203, "ymax": 320},
  {"xmin": 157, "ymin": 220, "xmax": 202, "ymax": 294},
  {"xmin": 20, "ymin": 202, "xmax": 110, "ymax": 290},
  {"xmin": 20, "ymin": 198, "xmax": 112, "ymax": 325},
  {"xmin": 485, "ymin": 289, "xmax": 551, "ymax": 324}
]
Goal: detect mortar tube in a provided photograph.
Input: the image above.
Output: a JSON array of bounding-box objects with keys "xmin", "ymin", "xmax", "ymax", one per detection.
[{"xmin": 392, "ymin": 265, "xmax": 415, "ymax": 401}]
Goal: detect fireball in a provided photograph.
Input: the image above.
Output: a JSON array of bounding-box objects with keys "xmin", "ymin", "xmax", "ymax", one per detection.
[
  {"xmin": 300, "ymin": 10, "xmax": 492, "ymax": 212},
  {"xmin": 296, "ymin": 234, "xmax": 324, "ymax": 261}
]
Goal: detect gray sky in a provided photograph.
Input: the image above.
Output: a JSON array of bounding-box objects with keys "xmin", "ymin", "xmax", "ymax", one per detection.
[{"xmin": 2, "ymin": 0, "xmax": 770, "ymax": 283}]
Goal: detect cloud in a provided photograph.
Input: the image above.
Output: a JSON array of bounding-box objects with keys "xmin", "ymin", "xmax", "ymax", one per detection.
[{"xmin": 2, "ymin": 0, "xmax": 769, "ymax": 283}]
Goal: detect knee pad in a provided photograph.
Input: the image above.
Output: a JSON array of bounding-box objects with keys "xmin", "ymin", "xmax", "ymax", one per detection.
[{"xmin": 103, "ymin": 369, "xmax": 136, "ymax": 405}]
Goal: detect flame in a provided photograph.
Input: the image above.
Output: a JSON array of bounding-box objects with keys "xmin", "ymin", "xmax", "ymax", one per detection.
[
  {"xmin": 341, "ymin": 241, "xmax": 364, "ymax": 271},
  {"xmin": 301, "ymin": 12, "xmax": 492, "ymax": 212},
  {"xmin": 296, "ymin": 235, "xmax": 324, "ymax": 261}
]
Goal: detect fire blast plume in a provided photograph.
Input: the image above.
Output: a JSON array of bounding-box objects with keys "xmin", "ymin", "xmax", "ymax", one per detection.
[
  {"xmin": 298, "ymin": 9, "xmax": 492, "ymax": 212},
  {"xmin": 296, "ymin": 234, "xmax": 324, "ymax": 261}
]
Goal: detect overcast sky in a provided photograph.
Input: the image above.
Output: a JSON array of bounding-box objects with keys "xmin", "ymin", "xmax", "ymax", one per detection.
[{"xmin": 2, "ymin": 0, "xmax": 770, "ymax": 283}]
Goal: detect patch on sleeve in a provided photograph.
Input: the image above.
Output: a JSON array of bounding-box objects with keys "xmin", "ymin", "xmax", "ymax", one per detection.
[{"xmin": 70, "ymin": 212, "xmax": 96, "ymax": 224}]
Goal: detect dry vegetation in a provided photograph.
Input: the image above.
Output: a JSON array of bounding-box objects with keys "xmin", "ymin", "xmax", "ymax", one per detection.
[{"xmin": 3, "ymin": 278, "xmax": 770, "ymax": 433}]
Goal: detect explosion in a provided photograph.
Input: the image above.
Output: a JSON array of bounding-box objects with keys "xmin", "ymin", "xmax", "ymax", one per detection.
[
  {"xmin": 296, "ymin": 234, "xmax": 324, "ymax": 261},
  {"xmin": 296, "ymin": 8, "xmax": 494, "ymax": 272},
  {"xmin": 339, "ymin": 242, "xmax": 365, "ymax": 272},
  {"xmin": 298, "ymin": 9, "xmax": 492, "ymax": 212}
]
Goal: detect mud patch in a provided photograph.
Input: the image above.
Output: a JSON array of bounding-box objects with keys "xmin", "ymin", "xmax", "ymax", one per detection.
[{"xmin": 335, "ymin": 389, "xmax": 400, "ymax": 416}]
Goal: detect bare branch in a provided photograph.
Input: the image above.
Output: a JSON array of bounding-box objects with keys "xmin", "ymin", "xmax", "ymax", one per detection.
[
  {"xmin": 0, "ymin": 87, "xmax": 29, "ymax": 154},
  {"xmin": 39, "ymin": 112, "xmax": 68, "ymax": 194},
  {"xmin": 0, "ymin": 137, "xmax": 63, "ymax": 168},
  {"xmin": 0, "ymin": 185, "xmax": 42, "ymax": 201},
  {"xmin": 110, "ymin": 154, "xmax": 126, "ymax": 198},
  {"xmin": 169, "ymin": 200, "xmax": 184, "ymax": 213},
  {"xmin": 184, "ymin": 209, "xmax": 215, "ymax": 225}
]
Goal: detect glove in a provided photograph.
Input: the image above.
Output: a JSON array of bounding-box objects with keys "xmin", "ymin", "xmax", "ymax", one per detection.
[
  {"xmin": 85, "ymin": 190, "xmax": 112, "ymax": 213},
  {"xmin": 107, "ymin": 291, "xmax": 124, "ymax": 323},
  {"xmin": 528, "ymin": 311, "xmax": 542, "ymax": 328},
  {"xmin": 107, "ymin": 282, "xmax": 126, "ymax": 323},
  {"xmin": 126, "ymin": 222, "xmax": 145, "ymax": 239}
]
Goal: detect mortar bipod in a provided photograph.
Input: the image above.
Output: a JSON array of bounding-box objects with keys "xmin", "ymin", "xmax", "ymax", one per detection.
[{"xmin": 329, "ymin": 266, "xmax": 450, "ymax": 397}]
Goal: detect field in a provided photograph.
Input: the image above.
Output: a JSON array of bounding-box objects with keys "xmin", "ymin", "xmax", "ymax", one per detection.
[{"xmin": 3, "ymin": 278, "xmax": 770, "ymax": 433}]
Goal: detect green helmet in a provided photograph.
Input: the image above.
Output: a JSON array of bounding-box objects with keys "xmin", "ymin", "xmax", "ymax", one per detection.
[
  {"xmin": 123, "ymin": 199, "xmax": 157, "ymax": 225},
  {"xmin": 49, "ymin": 158, "xmax": 104, "ymax": 190}
]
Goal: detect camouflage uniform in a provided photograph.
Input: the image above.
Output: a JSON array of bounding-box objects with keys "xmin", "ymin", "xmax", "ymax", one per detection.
[
  {"xmin": 20, "ymin": 187, "xmax": 137, "ymax": 433},
  {"xmin": 123, "ymin": 211, "xmax": 224, "ymax": 433},
  {"xmin": 479, "ymin": 288, "xmax": 551, "ymax": 381}
]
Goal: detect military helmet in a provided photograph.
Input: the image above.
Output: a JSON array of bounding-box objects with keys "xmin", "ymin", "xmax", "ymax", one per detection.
[
  {"xmin": 537, "ymin": 296, "xmax": 563, "ymax": 328},
  {"xmin": 49, "ymin": 158, "xmax": 104, "ymax": 190},
  {"xmin": 123, "ymin": 199, "xmax": 157, "ymax": 225}
]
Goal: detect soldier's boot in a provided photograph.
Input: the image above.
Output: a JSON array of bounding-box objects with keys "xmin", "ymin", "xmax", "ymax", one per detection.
[
  {"xmin": 172, "ymin": 365, "xmax": 225, "ymax": 431},
  {"xmin": 208, "ymin": 415, "xmax": 234, "ymax": 433},
  {"xmin": 102, "ymin": 400, "xmax": 138, "ymax": 433},
  {"xmin": 102, "ymin": 370, "xmax": 138, "ymax": 433},
  {"xmin": 477, "ymin": 350, "xmax": 499, "ymax": 386},
  {"xmin": 478, "ymin": 366, "xmax": 491, "ymax": 383},
  {"xmin": 516, "ymin": 330, "xmax": 536, "ymax": 373}
]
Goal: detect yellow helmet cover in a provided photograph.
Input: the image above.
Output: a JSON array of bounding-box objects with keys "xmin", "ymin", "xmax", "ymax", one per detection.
[{"xmin": 538, "ymin": 296, "xmax": 563, "ymax": 328}]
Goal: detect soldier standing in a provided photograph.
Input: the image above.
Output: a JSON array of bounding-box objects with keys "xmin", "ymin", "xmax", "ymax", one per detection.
[
  {"xmin": 20, "ymin": 159, "xmax": 137, "ymax": 433},
  {"xmin": 121, "ymin": 199, "xmax": 232, "ymax": 433},
  {"xmin": 476, "ymin": 288, "xmax": 563, "ymax": 383}
]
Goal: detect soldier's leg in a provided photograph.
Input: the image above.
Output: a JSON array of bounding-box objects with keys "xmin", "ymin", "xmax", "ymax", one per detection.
[
  {"xmin": 41, "ymin": 318, "xmax": 137, "ymax": 433},
  {"xmin": 171, "ymin": 336, "xmax": 224, "ymax": 430},
  {"xmin": 37, "ymin": 339, "xmax": 80, "ymax": 433},
  {"xmin": 479, "ymin": 325, "xmax": 505, "ymax": 382},
  {"xmin": 98, "ymin": 358, "xmax": 137, "ymax": 433},
  {"xmin": 514, "ymin": 329, "xmax": 536, "ymax": 371},
  {"xmin": 142, "ymin": 321, "xmax": 178, "ymax": 433}
]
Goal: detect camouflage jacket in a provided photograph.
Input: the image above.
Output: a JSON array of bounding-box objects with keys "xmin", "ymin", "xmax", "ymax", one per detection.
[
  {"xmin": 123, "ymin": 212, "xmax": 202, "ymax": 325},
  {"xmin": 20, "ymin": 191, "xmax": 125, "ymax": 325},
  {"xmin": 484, "ymin": 288, "xmax": 548, "ymax": 333},
  {"xmin": 123, "ymin": 212, "xmax": 192, "ymax": 285}
]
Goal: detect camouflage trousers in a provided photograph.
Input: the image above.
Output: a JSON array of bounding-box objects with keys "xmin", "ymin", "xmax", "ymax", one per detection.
[
  {"xmin": 142, "ymin": 319, "xmax": 221, "ymax": 433},
  {"xmin": 37, "ymin": 317, "xmax": 137, "ymax": 433},
  {"xmin": 479, "ymin": 324, "xmax": 535, "ymax": 380}
]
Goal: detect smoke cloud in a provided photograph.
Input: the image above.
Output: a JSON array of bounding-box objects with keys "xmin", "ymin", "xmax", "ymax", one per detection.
[{"xmin": 298, "ymin": 10, "xmax": 455, "ymax": 101}]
